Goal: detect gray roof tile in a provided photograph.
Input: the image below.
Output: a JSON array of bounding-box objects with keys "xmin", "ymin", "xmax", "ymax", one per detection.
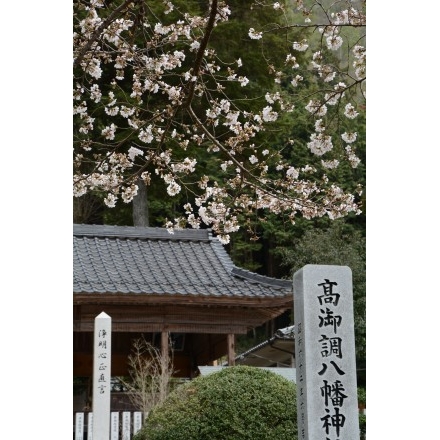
[{"xmin": 73, "ymin": 224, "xmax": 292, "ymax": 299}]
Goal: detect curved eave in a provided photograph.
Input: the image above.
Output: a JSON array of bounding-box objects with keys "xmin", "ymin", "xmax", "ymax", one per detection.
[{"xmin": 230, "ymin": 267, "xmax": 293, "ymax": 290}]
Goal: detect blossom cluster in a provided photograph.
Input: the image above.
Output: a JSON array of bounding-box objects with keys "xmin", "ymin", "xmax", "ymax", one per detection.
[{"xmin": 73, "ymin": 0, "xmax": 365, "ymax": 243}]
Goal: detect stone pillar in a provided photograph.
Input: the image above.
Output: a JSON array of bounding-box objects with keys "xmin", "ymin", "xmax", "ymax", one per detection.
[
  {"xmin": 74, "ymin": 412, "xmax": 84, "ymax": 440},
  {"xmin": 92, "ymin": 312, "xmax": 112, "ymax": 440},
  {"xmin": 122, "ymin": 411, "xmax": 131, "ymax": 440},
  {"xmin": 87, "ymin": 412, "xmax": 93, "ymax": 440},
  {"xmin": 133, "ymin": 412, "xmax": 143, "ymax": 435},
  {"xmin": 294, "ymin": 265, "xmax": 359, "ymax": 440},
  {"xmin": 110, "ymin": 412, "xmax": 119, "ymax": 440}
]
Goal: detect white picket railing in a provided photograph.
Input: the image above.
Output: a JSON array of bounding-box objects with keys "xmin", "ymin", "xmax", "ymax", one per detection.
[{"xmin": 74, "ymin": 411, "xmax": 143, "ymax": 440}]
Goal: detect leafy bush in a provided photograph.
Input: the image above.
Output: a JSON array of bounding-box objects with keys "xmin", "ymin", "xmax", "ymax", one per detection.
[{"xmin": 133, "ymin": 365, "xmax": 297, "ymax": 440}]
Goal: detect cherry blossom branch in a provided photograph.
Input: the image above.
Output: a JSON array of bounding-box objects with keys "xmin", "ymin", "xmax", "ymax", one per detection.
[{"xmin": 74, "ymin": 0, "xmax": 136, "ymax": 69}]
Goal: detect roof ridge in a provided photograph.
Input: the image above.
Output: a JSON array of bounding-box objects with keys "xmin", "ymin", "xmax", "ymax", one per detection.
[{"xmin": 73, "ymin": 224, "xmax": 211, "ymax": 241}]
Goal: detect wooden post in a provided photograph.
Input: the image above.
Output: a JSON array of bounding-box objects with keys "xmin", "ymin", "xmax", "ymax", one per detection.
[
  {"xmin": 227, "ymin": 334, "xmax": 235, "ymax": 366},
  {"xmin": 161, "ymin": 331, "xmax": 169, "ymax": 365}
]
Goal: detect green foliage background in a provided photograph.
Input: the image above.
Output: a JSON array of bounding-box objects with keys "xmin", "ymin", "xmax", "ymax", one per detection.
[{"xmin": 277, "ymin": 220, "xmax": 366, "ymax": 384}]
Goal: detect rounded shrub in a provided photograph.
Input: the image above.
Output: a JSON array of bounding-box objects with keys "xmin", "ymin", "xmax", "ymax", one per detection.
[{"xmin": 133, "ymin": 365, "xmax": 297, "ymax": 440}]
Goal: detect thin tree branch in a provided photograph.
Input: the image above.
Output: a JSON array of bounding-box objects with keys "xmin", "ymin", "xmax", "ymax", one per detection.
[{"xmin": 182, "ymin": 0, "xmax": 218, "ymax": 108}]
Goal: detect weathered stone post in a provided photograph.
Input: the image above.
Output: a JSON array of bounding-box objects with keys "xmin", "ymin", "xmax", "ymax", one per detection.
[
  {"xmin": 92, "ymin": 312, "xmax": 112, "ymax": 440},
  {"xmin": 294, "ymin": 265, "xmax": 359, "ymax": 440}
]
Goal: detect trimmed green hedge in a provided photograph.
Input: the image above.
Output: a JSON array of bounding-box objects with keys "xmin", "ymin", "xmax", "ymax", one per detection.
[{"xmin": 133, "ymin": 365, "xmax": 297, "ymax": 440}]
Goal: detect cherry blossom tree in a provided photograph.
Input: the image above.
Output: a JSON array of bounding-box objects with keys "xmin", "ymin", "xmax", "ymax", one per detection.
[{"xmin": 73, "ymin": 0, "xmax": 366, "ymax": 244}]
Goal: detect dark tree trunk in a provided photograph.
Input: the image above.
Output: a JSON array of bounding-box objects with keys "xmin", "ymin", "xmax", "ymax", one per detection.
[{"xmin": 132, "ymin": 178, "xmax": 149, "ymax": 227}]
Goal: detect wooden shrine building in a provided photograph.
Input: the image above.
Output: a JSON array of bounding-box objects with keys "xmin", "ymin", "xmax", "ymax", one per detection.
[{"xmin": 73, "ymin": 224, "xmax": 292, "ymax": 383}]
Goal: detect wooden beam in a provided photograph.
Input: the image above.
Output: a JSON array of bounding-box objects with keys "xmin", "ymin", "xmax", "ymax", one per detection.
[
  {"xmin": 73, "ymin": 293, "xmax": 292, "ymax": 308},
  {"xmin": 227, "ymin": 333, "xmax": 235, "ymax": 366},
  {"xmin": 73, "ymin": 303, "xmax": 290, "ymax": 333},
  {"xmin": 74, "ymin": 322, "xmax": 248, "ymax": 334},
  {"xmin": 161, "ymin": 331, "xmax": 169, "ymax": 366}
]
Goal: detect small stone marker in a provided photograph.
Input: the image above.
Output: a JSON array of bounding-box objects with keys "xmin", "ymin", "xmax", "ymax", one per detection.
[
  {"xmin": 92, "ymin": 312, "xmax": 112, "ymax": 440},
  {"xmin": 133, "ymin": 411, "xmax": 143, "ymax": 434},
  {"xmin": 87, "ymin": 412, "xmax": 93, "ymax": 440},
  {"xmin": 294, "ymin": 265, "xmax": 360, "ymax": 440},
  {"xmin": 75, "ymin": 412, "xmax": 84, "ymax": 440},
  {"xmin": 122, "ymin": 411, "xmax": 131, "ymax": 440},
  {"xmin": 111, "ymin": 412, "xmax": 119, "ymax": 440}
]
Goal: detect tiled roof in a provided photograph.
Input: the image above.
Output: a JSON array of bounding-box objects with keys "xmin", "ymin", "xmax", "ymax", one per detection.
[{"xmin": 73, "ymin": 224, "xmax": 292, "ymax": 299}]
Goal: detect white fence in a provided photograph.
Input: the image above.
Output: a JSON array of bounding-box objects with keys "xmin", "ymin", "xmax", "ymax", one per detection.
[{"xmin": 74, "ymin": 411, "xmax": 143, "ymax": 440}]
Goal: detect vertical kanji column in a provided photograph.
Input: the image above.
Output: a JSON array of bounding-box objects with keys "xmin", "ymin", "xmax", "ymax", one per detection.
[
  {"xmin": 92, "ymin": 312, "xmax": 112, "ymax": 440},
  {"xmin": 294, "ymin": 265, "xmax": 359, "ymax": 440}
]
